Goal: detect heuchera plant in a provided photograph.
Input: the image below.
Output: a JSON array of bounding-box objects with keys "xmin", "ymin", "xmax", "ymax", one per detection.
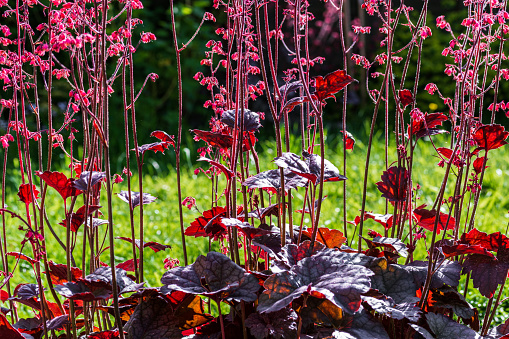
[{"xmin": 0, "ymin": 0, "xmax": 509, "ymax": 338}]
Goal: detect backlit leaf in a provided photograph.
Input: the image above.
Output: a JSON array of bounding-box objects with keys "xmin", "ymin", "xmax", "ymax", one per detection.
[
  {"xmin": 271, "ymin": 240, "xmax": 326, "ymax": 272},
  {"xmin": 47, "ymin": 261, "xmax": 82, "ymax": 285},
  {"xmin": 313, "ymin": 69, "xmax": 354, "ymax": 101},
  {"xmin": 161, "ymin": 252, "xmax": 260, "ymax": 302},
  {"xmin": 376, "ymin": 166, "xmax": 409, "ymax": 202},
  {"xmin": 135, "ymin": 141, "xmax": 171, "ymax": 155},
  {"xmin": 191, "ymin": 129, "xmax": 233, "ymax": 149},
  {"xmin": 473, "ymin": 124, "xmax": 509, "ymax": 151},
  {"xmin": 342, "ymin": 130, "xmax": 356, "ymax": 150},
  {"xmin": 461, "ymin": 228, "xmax": 509, "ymax": 252},
  {"xmin": 184, "ymin": 206, "xmax": 227, "ymax": 240},
  {"xmin": 301, "ymin": 228, "xmax": 346, "ymax": 248},
  {"xmin": 399, "ymin": 89, "xmax": 413, "ymax": 107},
  {"xmin": 0, "ymin": 313, "xmax": 25, "ymax": 339},
  {"xmin": 409, "ymin": 112, "xmax": 448, "ymax": 140},
  {"xmin": 35, "ymin": 171, "xmax": 82, "ymax": 200},
  {"xmin": 150, "ymin": 130, "xmax": 175, "ymax": 146},
  {"xmin": 197, "ymin": 157, "xmax": 235, "ymax": 180},
  {"xmin": 59, "ymin": 205, "xmax": 101, "ymax": 232},
  {"xmin": 258, "ymin": 253, "xmax": 373, "ymax": 314},
  {"xmin": 115, "ymin": 237, "xmax": 171, "ymax": 252},
  {"xmin": 17, "ymin": 184, "xmax": 39, "ymax": 204},
  {"xmin": 414, "ymin": 208, "xmax": 455, "ymax": 233},
  {"xmin": 221, "ymin": 218, "xmax": 271, "ymax": 239}
]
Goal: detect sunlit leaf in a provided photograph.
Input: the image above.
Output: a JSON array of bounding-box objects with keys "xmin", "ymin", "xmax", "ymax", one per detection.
[
  {"xmin": 35, "ymin": 171, "xmax": 82, "ymax": 200},
  {"xmin": 47, "ymin": 261, "xmax": 82, "ymax": 285},
  {"xmin": 409, "ymin": 112, "xmax": 448, "ymax": 140},
  {"xmin": 117, "ymin": 191, "xmax": 157, "ymax": 209},
  {"xmin": 399, "ymin": 89, "xmax": 413, "ymax": 107},
  {"xmin": 301, "ymin": 228, "xmax": 346, "ymax": 248},
  {"xmin": 472, "ymin": 124, "xmax": 509, "ymax": 151},
  {"xmin": 115, "ymin": 236, "xmax": 171, "ymax": 252},
  {"xmin": 191, "ymin": 129, "xmax": 233, "ymax": 149},
  {"xmin": 363, "ymin": 236, "xmax": 408, "ymax": 257},
  {"xmin": 313, "ymin": 69, "xmax": 354, "ymax": 101},
  {"xmin": 161, "ymin": 252, "xmax": 260, "ymax": 302},
  {"xmin": 414, "ymin": 208, "xmax": 455, "ymax": 233},
  {"xmin": 17, "ymin": 184, "xmax": 39, "ymax": 204},
  {"xmin": 274, "ymin": 152, "xmax": 346, "ymax": 184},
  {"xmin": 150, "ymin": 130, "xmax": 176, "ymax": 147},
  {"xmin": 59, "ymin": 205, "xmax": 101, "ymax": 232},
  {"xmin": 243, "ymin": 169, "xmax": 308, "ymax": 193},
  {"xmin": 184, "ymin": 206, "xmax": 227, "ymax": 240},
  {"xmin": 72, "ymin": 171, "xmax": 106, "ymax": 191},
  {"xmin": 258, "ymin": 252, "xmax": 373, "ymax": 314},
  {"xmin": 197, "ymin": 157, "xmax": 235, "ymax": 180}
]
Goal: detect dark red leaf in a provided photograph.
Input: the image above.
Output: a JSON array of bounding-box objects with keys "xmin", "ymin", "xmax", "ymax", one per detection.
[
  {"xmin": 59, "ymin": 205, "xmax": 101, "ymax": 232},
  {"xmin": 363, "ymin": 212, "xmax": 393, "ymax": 230},
  {"xmin": 271, "ymin": 241, "xmax": 326, "ymax": 272},
  {"xmin": 150, "ymin": 130, "xmax": 175, "ymax": 147},
  {"xmin": 0, "ymin": 313, "xmax": 24, "ymax": 339},
  {"xmin": 221, "ymin": 218, "xmax": 272, "ymax": 240},
  {"xmin": 472, "ymin": 156, "xmax": 487, "ymax": 174},
  {"xmin": 184, "ymin": 206, "xmax": 227, "ymax": 240},
  {"xmin": 462, "ymin": 253, "xmax": 509, "ymax": 297},
  {"xmin": 461, "ymin": 228, "xmax": 509, "ymax": 251},
  {"xmin": 473, "ymin": 124, "xmax": 509, "ymax": 151},
  {"xmin": 35, "ymin": 171, "xmax": 82, "ymax": 200},
  {"xmin": 47, "ymin": 260, "xmax": 83, "ymax": 285},
  {"xmin": 440, "ymin": 242, "xmax": 494, "ymax": 259},
  {"xmin": 413, "ymin": 208, "xmax": 455, "ymax": 233},
  {"xmin": 399, "ymin": 89, "xmax": 413, "ymax": 107},
  {"xmin": 313, "ymin": 69, "xmax": 354, "ymax": 101},
  {"xmin": 245, "ymin": 308, "xmax": 298, "ymax": 339},
  {"xmin": 197, "ymin": 157, "xmax": 235, "ymax": 180},
  {"xmin": 117, "ymin": 191, "xmax": 157, "ymax": 208},
  {"xmin": 135, "ymin": 141, "xmax": 171, "ymax": 155},
  {"xmin": 46, "ymin": 314, "xmax": 69, "ymax": 331},
  {"xmin": 301, "ymin": 228, "xmax": 346, "ymax": 248},
  {"xmin": 408, "ymin": 112, "xmax": 448, "ymax": 140},
  {"xmin": 191, "ymin": 129, "xmax": 232, "ymax": 149},
  {"xmin": 281, "ymin": 96, "xmax": 310, "ymax": 113},
  {"xmin": 88, "ymin": 330, "xmax": 121, "ymax": 339},
  {"xmin": 0, "ymin": 290, "xmax": 8, "ymax": 302},
  {"xmin": 17, "ymin": 184, "xmax": 39, "ymax": 204},
  {"xmin": 115, "ymin": 237, "xmax": 171, "ymax": 252},
  {"xmin": 376, "ymin": 166, "xmax": 409, "ymax": 202},
  {"xmin": 6, "ymin": 252, "xmax": 37, "ymax": 265},
  {"xmin": 116, "ymin": 259, "xmax": 139, "ymax": 272}
]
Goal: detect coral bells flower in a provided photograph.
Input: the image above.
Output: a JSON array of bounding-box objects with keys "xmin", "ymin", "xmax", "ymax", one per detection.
[
  {"xmin": 182, "ymin": 197, "xmax": 197, "ymax": 210},
  {"xmin": 164, "ymin": 257, "xmax": 180, "ymax": 270},
  {"xmin": 140, "ymin": 32, "xmax": 156, "ymax": 43}
]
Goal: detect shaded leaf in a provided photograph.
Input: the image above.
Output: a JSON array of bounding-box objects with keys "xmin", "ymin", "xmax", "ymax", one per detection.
[
  {"xmin": 430, "ymin": 287, "xmax": 476, "ymax": 322},
  {"xmin": 35, "ymin": 171, "xmax": 81, "ymax": 200},
  {"xmin": 161, "ymin": 252, "xmax": 260, "ymax": 302},
  {"xmin": 271, "ymin": 240, "xmax": 326, "ymax": 272},
  {"xmin": 462, "ymin": 253, "xmax": 509, "ymax": 298},
  {"xmin": 248, "ymin": 203, "xmax": 285, "ymax": 219},
  {"xmin": 313, "ymin": 69, "xmax": 354, "ymax": 101},
  {"xmin": 278, "ymin": 81, "xmax": 303, "ymax": 100},
  {"xmin": 362, "ymin": 296, "xmax": 421, "ymax": 321},
  {"xmin": 258, "ymin": 253, "xmax": 373, "ymax": 314},
  {"xmin": 72, "ymin": 171, "xmax": 106, "ymax": 191},
  {"xmin": 117, "ymin": 191, "xmax": 157, "ymax": 209},
  {"xmin": 426, "ymin": 312, "xmax": 479, "ymax": 339},
  {"xmin": 221, "ymin": 109, "xmax": 262, "ymax": 132},
  {"xmin": 124, "ymin": 291, "xmax": 212, "ymax": 339},
  {"xmin": 369, "ymin": 259, "xmax": 418, "ymax": 304},
  {"xmin": 338, "ymin": 310, "xmax": 390, "ymax": 339},
  {"xmin": 376, "ymin": 166, "xmax": 409, "ymax": 202},
  {"xmin": 282, "ymin": 96, "xmax": 310, "ymax": 113},
  {"xmin": 46, "ymin": 315, "xmax": 69, "ymax": 331},
  {"xmin": 486, "ymin": 318, "xmax": 509, "ymax": 339},
  {"xmin": 197, "ymin": 157, "xmax": 235, "ymax": 180},
  {"xmin": 406, "ymin": 260, "xmax": 461, "ymax": 289},
  {"xmin": 245, "ymin": 307, "xmax": 297, "ymax": 339}
]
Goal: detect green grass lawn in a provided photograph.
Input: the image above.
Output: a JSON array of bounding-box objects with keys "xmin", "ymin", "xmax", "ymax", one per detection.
[{"xmin": 2, "ymin": 130, "xmax": 509, "ymax": 323}]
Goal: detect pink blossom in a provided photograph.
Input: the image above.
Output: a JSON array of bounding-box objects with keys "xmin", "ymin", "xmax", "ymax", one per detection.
[{"xmin": 140, "ymin": 32, "xmax": 156, "ymax": 43}]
